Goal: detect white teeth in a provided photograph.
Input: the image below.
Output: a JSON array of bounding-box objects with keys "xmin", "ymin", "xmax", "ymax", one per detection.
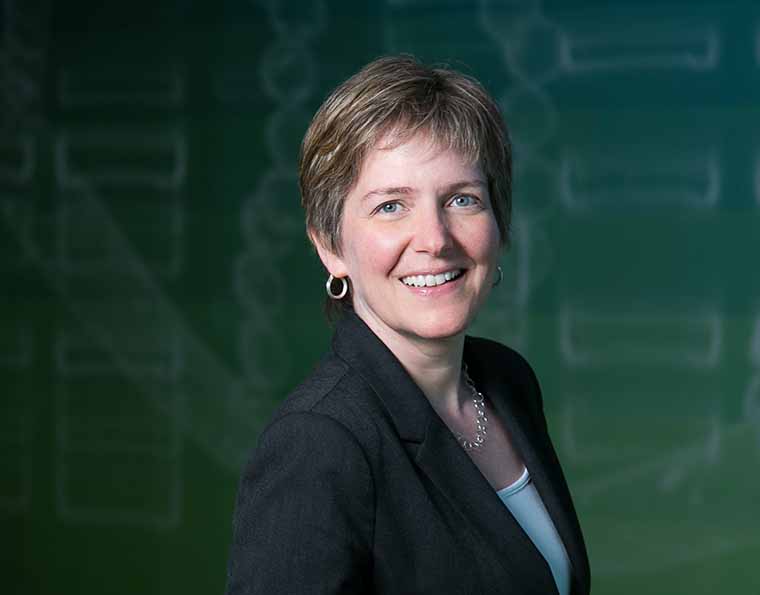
[{"xmin": 401, "ymin": 269, "xmax": 463, "ymax": 288}]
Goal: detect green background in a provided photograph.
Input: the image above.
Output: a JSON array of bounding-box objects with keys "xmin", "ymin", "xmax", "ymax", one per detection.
[{"xmin": 3, "ymin": 0, "xmax": 760, "ymax": 593}]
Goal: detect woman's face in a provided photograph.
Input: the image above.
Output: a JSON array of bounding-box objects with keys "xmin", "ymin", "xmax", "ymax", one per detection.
[{"xmin": 315, "ymin": 131, "xmax": 502, "ymax": 346}]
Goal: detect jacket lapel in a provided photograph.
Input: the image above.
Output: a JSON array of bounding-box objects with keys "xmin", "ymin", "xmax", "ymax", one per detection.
[
  {"xmin": 331, "ymin": 312, "xmax": 566, "ymax": 594},
  {"xmin": 465, "ymin": 340, "xmax": 590, "ymax": 595},
  {"xmin": 413, "ymin": 411, "xmax": 559, "ymax": 594},
  {"xmin": 331, "ymin": 311, "xmax": 431, "ymax": 443}
]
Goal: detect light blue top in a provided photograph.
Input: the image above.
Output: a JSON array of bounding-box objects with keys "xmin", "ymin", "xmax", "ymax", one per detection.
[{"xmin": 497, "ymin": 467, "xmax": 571, "ymax": 595}]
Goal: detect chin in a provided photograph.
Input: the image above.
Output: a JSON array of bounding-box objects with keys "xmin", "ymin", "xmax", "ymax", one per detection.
[{"xmin": 406, "ymin": 313, "xmax": 472, "ymax": 341}]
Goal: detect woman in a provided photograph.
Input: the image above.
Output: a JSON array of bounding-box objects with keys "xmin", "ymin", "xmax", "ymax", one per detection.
[{"xmin": 226, "ymin": 55, "xmax": 590, "ymax": 595}]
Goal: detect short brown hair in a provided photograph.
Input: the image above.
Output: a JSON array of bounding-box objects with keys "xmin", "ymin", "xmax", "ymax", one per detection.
[{"xmin": 299, "ymin": 55, "xmax": 512, "ymax": 312}]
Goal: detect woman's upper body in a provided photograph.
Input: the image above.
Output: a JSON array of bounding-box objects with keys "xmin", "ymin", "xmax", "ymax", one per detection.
[
  {"xmin": 225, "ymin": 310, "xmax": 591, "ymax": 595},
  {"xmin": 226, "ymin": 55, "xmax": 590, "ymax": 594}
]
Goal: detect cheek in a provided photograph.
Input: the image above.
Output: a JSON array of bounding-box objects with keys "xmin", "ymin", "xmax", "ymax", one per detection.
[
  {"xmin": 365, "ymin": 231, "xmax": 406, "ymax": 274},
  {"xmin": 466, "ymin": 218, "xmax": 502, "ymax": 261},
  {"xmin": 346, "ymin": 228, "xmax": 406, "ymax": 278}
]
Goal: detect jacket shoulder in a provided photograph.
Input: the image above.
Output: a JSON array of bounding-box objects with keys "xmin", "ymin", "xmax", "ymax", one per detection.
[
  {"xmin": 268, "ymin": 351, "xmax": 385, "ymax": 450},
  {"xmin": 274, "ymin": 351, "xmax": 352, "ymax": 416}
]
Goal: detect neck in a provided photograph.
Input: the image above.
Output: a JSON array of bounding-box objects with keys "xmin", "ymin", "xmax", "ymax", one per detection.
[{"xmin": 354, "ymin": 308, "xmax": 468, "ymax": 415}]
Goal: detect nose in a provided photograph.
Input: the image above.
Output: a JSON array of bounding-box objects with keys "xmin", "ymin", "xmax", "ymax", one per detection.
[{"xmin": 412, "ymin": 205, "xmax": 453, "ymax": 256}]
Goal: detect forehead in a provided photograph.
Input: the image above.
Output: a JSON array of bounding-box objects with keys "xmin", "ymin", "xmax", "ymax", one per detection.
[{"xmin": 354, "ymin": 131, "xmax": 483, "ymax": 189}]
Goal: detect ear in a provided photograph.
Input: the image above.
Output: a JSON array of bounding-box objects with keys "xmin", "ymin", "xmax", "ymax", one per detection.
[{"xmin": 308, "ymin": 228, "xmax": 349, "ymax": 278}]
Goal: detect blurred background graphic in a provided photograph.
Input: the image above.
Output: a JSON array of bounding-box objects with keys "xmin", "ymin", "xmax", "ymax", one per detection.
[{"xmin": 2, "ymin": 0, "xmax": 760, "ymax": 593}]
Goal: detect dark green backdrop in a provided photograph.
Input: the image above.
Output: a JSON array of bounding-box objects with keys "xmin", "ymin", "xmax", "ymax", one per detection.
[{"xmin": 3, "ymin": 0, "xmax": 760, "ymax": 593}]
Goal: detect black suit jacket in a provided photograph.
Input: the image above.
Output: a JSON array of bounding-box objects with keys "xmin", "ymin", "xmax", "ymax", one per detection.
[{"xmin": 226, "ymin": 311, "xmax": 590, "ymax": 594}]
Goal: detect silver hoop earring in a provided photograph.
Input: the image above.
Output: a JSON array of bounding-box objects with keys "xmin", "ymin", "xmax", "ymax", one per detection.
[
  {"xmin": 325, "ymin": 274, "xmax": 348, "ymax": 299},
  {"xmin": 492, "ymin": 265, "xmax": 503, "ymax": 288}
]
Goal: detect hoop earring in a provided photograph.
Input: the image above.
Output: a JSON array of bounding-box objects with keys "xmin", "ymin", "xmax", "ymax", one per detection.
[
  {"xmin": 326, "ymin": 274, "xmax": 349, "ymax": 299},
  {"xmin": 492, "ymin": 265, "xmax": 503, "ymax": 288}
]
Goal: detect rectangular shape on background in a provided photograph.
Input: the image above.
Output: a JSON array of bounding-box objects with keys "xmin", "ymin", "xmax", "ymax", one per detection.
[
  {"xmin": 55, "ymin": 187, "xmax": 184, "ymax": 278},
  {"xmin": 56, "ymin": 308, "xmax": 181, "ymax": 380},
  {"xmin": 58, "ymin": 67, "xmax": 184, "ymax": 108},
  {"xmin": 55, "ymin": 130, "xmax": 186, "ymax": 189},
  {"xmin": 55, "ymin": 374, "xmax": 182, "ymax": 529},
  {"xmin": 559, "ymin": 25, "xmax": 718, "ymax": 72},
  {"xmin": 560, "ymin": 303, "xmax": 722, "ymax": 368},
  {"xmin": 56, "ymin": 451, "xmax": 181, "ymax": 529},
  {"xmin": 56, "ymin": 376, "xmax": 181, "ymax": 455},
  {"xmin": 560, "ymin": 147, "xmax": 719, "ymax": 211}
]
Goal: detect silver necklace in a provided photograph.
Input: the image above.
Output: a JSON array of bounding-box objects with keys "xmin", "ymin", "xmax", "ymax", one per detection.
[{"xmin": 456, "ymin": 364, "xmax": 489, "ymax": 451}]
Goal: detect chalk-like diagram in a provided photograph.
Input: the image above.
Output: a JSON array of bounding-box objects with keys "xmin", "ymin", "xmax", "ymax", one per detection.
[
  {"xmin": 2, "ymin": 0, "xmax": 335, "ymax": 529},
  {"xmin": 0, "ymin": 0, "xmax": 45, "ymax": 515},
  {"xmin": 0, "ymin": 0, "xmax": 47, "ymax": 131},
  {"xmin": 559, "ymin": 303, "xmax": 723, "ymax": 369},
  {"xmin": 568, "ymin": 309, "xmax": 760, "ymax": 576},
  {"xmin": 58, "ymin": 67, "xmax": 184, "ymax": 108},
  {"xmin": 55, "ymin": 316, "xmax": 182, "ymax": 528},
  {"xmin": 232, "ymin": 0, "xmax": 326, "ymax": 391},
  {"xmin": 557, "ymin": 300, "xmax": 725, "ymax": 481},
  {"xmin": 559, "ymin": 147, "xmax": 721, "ymax": 212},
  {"xmin": 558, "ymin": 24, "xmax": 719, "ymax": 73},
  {"xmin": 51, "ymin": 67, "xmax": 188, "ymax": 527},
  {"xmin": 54, "ymin": 131, "xmax": 186, "ymax": 278},
  {"xmin": 0, "ymin": 134, "xmax": 36, "ymax": 271}
]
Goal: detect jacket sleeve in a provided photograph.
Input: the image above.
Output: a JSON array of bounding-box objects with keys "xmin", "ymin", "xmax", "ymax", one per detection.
[{"xmin": 225, "ymin": 411, "xmax": 375, "ymax": 595}]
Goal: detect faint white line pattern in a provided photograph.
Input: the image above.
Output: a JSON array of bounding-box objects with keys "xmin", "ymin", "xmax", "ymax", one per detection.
[
  {"xmin": 560, "ymin": 148, "xmax": 721, "ymax": 211},
  {"xmin": 559, "ymin": 303, "xmax": 723, "ymax": 368},
  {"xmin": 558, "ymin": 25, "xmax": 720, "ymax": 73}
]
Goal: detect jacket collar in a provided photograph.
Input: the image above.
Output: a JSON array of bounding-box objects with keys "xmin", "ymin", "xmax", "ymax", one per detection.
[{"xmin": 331, "ymin": 309, "xmax": 436, "ymax": 443}]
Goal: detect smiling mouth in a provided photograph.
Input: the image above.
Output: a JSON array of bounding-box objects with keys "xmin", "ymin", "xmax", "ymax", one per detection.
[{"xmin": 400, "ymin": 269, "xmax": 464, "ymax": 288}]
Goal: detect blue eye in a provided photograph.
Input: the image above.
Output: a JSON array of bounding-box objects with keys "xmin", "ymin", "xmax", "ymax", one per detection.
[
  {"xmin": 451, "ymin": 194, "xmax": 476, "ymax": 207},
  {"xmin": 379, "ymin": 202, "xmax": 400, "ymax": 214}
]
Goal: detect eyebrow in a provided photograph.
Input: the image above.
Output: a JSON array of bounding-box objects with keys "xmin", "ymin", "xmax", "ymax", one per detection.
[{"xmin": 361, "ymin": 179, "xmax": 487, "ymax": 202}]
